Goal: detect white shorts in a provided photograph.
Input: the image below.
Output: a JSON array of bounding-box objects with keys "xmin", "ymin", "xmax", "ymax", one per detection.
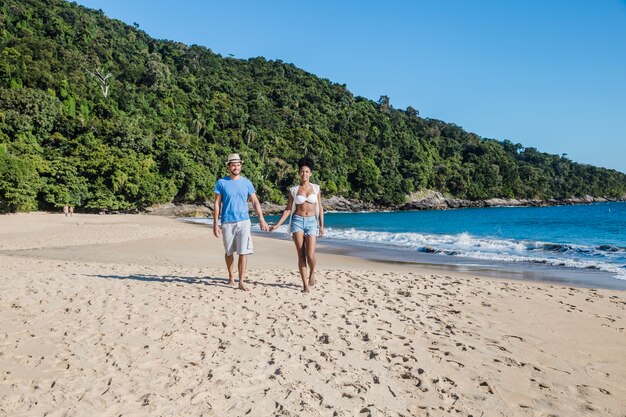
[{"xmin": 221, "ymin": 219, "xmax": 253, "ymax": 256}]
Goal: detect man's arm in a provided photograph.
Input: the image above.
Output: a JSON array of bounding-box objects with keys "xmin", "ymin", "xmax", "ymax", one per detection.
[
  {"xmin": 213, "ymin": 193, "xmax": 222, "ymax": 238},
  {"xmin": 249, "ymin": 193, "xmax": 269, "ymax": 232}
]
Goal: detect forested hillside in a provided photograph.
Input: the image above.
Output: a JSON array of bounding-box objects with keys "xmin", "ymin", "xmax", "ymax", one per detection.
[{"xmin": 1, "ymin": 0, "xmax": 625, "ymax": 212}]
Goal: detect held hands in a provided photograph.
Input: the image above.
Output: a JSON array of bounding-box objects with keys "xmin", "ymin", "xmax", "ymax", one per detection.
[
  {"xmin": 269, "ymin": 224, "xmax": 280, "ymax": 233},
  {"xmin": 259, "ymin": 219, "xmax": 270, "ymax": 232}
]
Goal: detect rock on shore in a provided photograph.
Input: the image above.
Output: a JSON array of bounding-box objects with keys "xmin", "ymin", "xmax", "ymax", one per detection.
[{"xmin": 399, "ymin": 190, "xmax": 623, "ymax": 211}]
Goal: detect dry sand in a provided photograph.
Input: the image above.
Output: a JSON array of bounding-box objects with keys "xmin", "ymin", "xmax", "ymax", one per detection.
[{"xmin": 1, "ymin": 213, "xmax": 625, "ymax": 417}]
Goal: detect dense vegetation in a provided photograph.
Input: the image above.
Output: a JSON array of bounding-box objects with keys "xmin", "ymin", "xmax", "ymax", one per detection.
[{"xmin": 1, "ymin": 0, "xmax": 625, "ymax": 213}]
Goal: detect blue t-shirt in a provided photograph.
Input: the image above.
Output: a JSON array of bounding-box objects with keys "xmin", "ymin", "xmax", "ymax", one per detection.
[{"xmin": 213, "ymin": 176, "xmax": 256, "ymax": 223}]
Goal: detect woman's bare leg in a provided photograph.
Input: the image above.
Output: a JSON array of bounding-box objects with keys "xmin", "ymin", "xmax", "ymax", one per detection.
[
  {"xmin": 292, "ymin": 232, "xmax": 308, "ymax": 292},
  {"xmin": 305, "ymin": 235, "xmax": 317, "ymax": 288}
]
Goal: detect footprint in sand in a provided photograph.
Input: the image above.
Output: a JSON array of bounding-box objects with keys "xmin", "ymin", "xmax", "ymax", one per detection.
[
  {"xmin": 478, "ymin": 380, "xmax": 494, "ymax": 395},
  {"xmin": 577, "ymin": 384, "xmax": 611, "ymax": 396}
]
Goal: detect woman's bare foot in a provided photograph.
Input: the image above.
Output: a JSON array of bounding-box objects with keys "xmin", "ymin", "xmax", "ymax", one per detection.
[
  {"xmin": 238, "ymin": 284, "xmax": 249, "ymax": 291},
  {"xmin": 228, "ymin": 279, "xmax": 235, "ymax": 288},
  {"xmin": 308, "ymin": 274, "xmax": 315, "ymax": 288},
  {"xmin": 301, "ymin": 286, "xmax": 309, "ymax": 293}
]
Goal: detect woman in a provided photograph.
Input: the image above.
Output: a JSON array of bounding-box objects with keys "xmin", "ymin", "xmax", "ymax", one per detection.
[{"xmin": 270, "ymin": 157, "xmax": 324, "ymax": 293}]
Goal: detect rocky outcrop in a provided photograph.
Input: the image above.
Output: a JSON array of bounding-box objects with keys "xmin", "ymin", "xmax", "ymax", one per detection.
[
  {"xmin": 144, "ymin": 203, "xmax": 210, "ymax": 217},
  {"xmin": 398, "ymin": 190, "xmax": 625, "ymax": 211},
  {"xmin": 321, "ymin": 196, "xmax": 380, "ymax": 212},
  {"xmin": 400, "ymin": 190, "xmax": 449, "ymax": 210}
]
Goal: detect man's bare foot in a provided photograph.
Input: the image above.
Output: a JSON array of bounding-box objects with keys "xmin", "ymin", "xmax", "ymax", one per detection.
[
  {"xmin": 301, "ymin": 286, "xmax": 309, "ymax": 293},
  {"xmin": 228, "ymin": 279, "xmax": 235, "ymax": 287},
  {"xmin": 308, "ymin": 275, "xmax": 315, "ymax": 288},
  {"xmin": 238, "ymin": 284, "xmax": 249, "ymax": 291}
]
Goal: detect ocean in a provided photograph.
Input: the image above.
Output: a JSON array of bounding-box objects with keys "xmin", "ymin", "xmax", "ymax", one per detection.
[{"xmin": 188, "ymin": 202, "xmax": 626, "ymax": 290}]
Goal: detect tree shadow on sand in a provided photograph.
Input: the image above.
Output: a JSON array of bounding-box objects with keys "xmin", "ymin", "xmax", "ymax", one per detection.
[{"xmin": 88, "ymin": 273, "xmax": 301, "ymax": 290}]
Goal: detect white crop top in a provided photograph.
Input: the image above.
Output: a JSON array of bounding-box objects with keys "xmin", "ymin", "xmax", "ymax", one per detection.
[{"xmin": 295, "ymin": 193, "xmax": 318, "ymax": 205}]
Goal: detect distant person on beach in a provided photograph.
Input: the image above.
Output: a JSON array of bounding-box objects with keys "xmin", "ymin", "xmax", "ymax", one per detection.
[
  {"xmin": 270, "ymin": 156, "xmax": 324, "ymax": 293},
  {"xmin": 213, "ymin": 153, "xmax": 269, "ymax": 291},
  {"xmin": 68, "ymin": 206, "xmax": 74, "ymax": 216},
  {"xmin": 63, "ymin": 205, "xmax": 69, "ymax": 216}
]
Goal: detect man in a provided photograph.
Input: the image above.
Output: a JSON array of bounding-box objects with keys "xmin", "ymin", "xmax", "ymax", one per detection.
[{"xmin": 213, "ymin": 153, "xmax": 269, "ymax": 291}]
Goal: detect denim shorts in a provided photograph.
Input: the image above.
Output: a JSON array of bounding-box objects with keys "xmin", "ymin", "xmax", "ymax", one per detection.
[{"xmin": 290, "ymin": 214, "xmax": 319, "ymax": 237}]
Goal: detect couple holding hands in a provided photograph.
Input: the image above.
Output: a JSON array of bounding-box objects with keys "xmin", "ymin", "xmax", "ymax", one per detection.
[{"xmin": 213, "ymin": 153, "xmax": 324, "ymax": 293}]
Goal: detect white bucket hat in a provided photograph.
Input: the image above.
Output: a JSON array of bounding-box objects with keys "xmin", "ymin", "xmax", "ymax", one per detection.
[{"xmin": 226, "ymin": 153, "xmax": 243, "ymax": 165}]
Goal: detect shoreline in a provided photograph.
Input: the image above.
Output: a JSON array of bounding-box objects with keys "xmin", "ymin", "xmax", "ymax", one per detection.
[
  {"xmin": 256, "ymin": 228, "xmax": 626, "ymax": 291},
  {"xmin": 182, "ymin": 214, "xmax": 626, "ymax": 292},
  {"xmin": 313, "ymin": 238, "xmax": 626, "ymax": 291},
  {"xmin": 2, "ymin": 213, "xmax": 625, "ymax": 416}
]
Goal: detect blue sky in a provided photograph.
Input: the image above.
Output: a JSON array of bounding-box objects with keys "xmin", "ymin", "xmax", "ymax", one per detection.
[{"xmin": 74, "ymin": 0, "xmax": 626, "ymax": 173}]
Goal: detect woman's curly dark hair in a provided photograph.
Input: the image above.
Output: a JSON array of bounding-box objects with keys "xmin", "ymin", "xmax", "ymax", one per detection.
[{"xmin": 297, "ymin": 156, "xmax": 315, "ymax": 172}]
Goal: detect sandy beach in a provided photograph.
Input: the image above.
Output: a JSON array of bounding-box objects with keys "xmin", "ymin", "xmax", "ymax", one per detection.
[{"xmin": 1, "ymin": 213, "xmax": 625, "ymax": 416}]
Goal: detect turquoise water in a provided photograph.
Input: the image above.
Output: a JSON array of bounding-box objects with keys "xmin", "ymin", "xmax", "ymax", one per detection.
[
  {"xmin": 323, "ymin": 203, "xmax": 626, "ymax": 248},
  {"xmin": 269, "ymin": 202, "xmax": 626, "ymax": 282}
]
